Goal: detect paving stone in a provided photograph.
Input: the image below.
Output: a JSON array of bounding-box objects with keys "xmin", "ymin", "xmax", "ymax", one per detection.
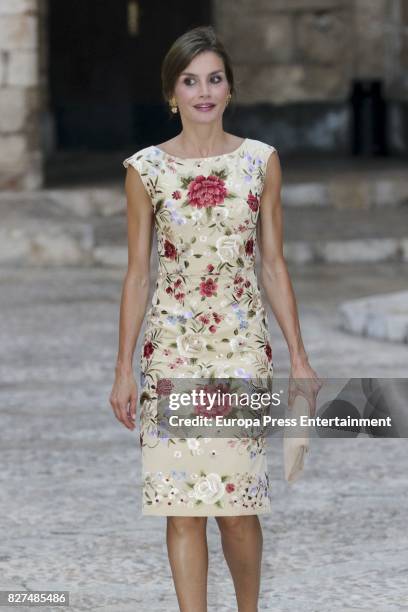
[{"xmin": 0, "ymin": 263, "xmax": 407, "ymax": 610}]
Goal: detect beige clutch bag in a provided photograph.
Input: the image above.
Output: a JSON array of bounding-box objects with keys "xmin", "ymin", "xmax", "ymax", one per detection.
[{"xmin": 283, "ymin": 394, "xmax": 310, "ymax": 483}]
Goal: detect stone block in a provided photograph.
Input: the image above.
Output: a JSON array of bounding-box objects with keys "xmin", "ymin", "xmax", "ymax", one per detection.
[
  {"xmin": 7, "ymin": 49, "xmax": 38, "ymax": 86},
  {"xmin": 0, "ymin": 227, "xmax": 30, "ymax": 263},
  {"xmin": 0, "ymin": 87, "xmax": 27, "ymax": 131},
  {"xmin": 214, "ymin": 0, "xmax": 349, "ymax": 15},
  {"xmin": 295, "ymin": 10, "xmax": 350, "ymax": 64},
  {"xmin": 0, "ymin": 134, "xmax": 27, "ymax": 171},
  {"xmin": 0, "ymin": 0, "xmax": 37, "ymax": 14},
  {"xmin": 317, "ymin": 238, "xmax": 398, "ymax": 262},
  {"xmin": 282, "ymin": 183, "xmax": 328, "ymax": 206},
  {"xmin": 93, "ymin": 246, "xmax": 128, "ymax": 267},
  {"xmin": 219, "ymin": 14, "xmax": 294, "ymax": 64},
  {"xmin": 327, "ymin": 179, "xmax": 371, "ymax": 209},
  {"xmin": 235, "ymin": 64, "xmax": 347, "ymax": 104},
  {"xmin": 0, "ymin": 14, "xmax": 38, "ymax": 49}
]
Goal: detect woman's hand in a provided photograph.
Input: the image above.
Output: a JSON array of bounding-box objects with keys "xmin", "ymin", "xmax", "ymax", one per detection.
[
  {"xmin": 109, "ymin": 367, "xmax": 138, "ymax": 430},
  {"xmin": 288, "ymin": 357, "xmax": 322, "ymax": 417}
]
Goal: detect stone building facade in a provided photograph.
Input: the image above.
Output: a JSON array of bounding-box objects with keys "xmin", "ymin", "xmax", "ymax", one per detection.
[{"xmin": 0, "ymin": 0, "xmax": 407, "ymax": 190}]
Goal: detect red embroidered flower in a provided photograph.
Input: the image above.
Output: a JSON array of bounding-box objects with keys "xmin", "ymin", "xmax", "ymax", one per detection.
[
  {"xmin": 164, "ymin": 239, "xmax": 177, "ymax": 260},
  {"xmin": 247, "ymin": 190, "xmax": 259, "ymax": 212},
  {"xmin": 244, "ymin": 280, "xmax": 251, "ymax": 288},
  {"xmin": 172, "ymin": 190, "xmax": 182, "ymax": 200},
  {"xmin": 234, "ymin": 275, "xmax": 244, "ymax": 285},
  {"xmin": 199, "ymin": 314, "xmax": 210, "ymax": 325},
  {"xmin": 207, "ymin": 264, "xmax": 215, "ymax": 273},
  {"xmin": 157, "ymin": 378, "xmax": 173, "ymax": 396},
  {"xmin": 235, "ymin": 287, "xmax": 244, "ymax": 298},
  {"xmin": 174, "ymin": 292, "xmax": 185, "ymax": 302},
  {"xmin": 199, "ymin": 278, "xmax": 218, "ymax": 297},
  {"xmin": 209, "ymin": 325, "xmax": 217, "ymax": 333},
  {"xmin": 265, "ymin": 342, "xmax": 272, "ymax": 361},
  {"xmin": 245, "ymin": 239, "xmax": 254, "ymax": 256},
  {"xmin": 212, "ymin": 312, "xmax": 223, "ymax": 324},
  {"xmin": 226, "ymin": 483, "xmax": 235, "ymax": 493},
  {"xmin": 165, "ymin": 286, "xmax": 173, "ymax": 294},
  {"xmin": 143, "ymin": 341, "xmax": 154, "ymax": 359},
  {"xmin": 187, "ymin": 175, "xmax": 228, "ymax": 209}
]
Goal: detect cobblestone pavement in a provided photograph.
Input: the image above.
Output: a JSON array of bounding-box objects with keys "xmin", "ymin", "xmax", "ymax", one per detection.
[{"xmin": 0, "ymin": 263, "xmax": 407, "ymax": 611}]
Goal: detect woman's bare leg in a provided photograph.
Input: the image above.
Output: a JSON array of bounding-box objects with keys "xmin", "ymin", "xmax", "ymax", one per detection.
[
  {"xmin": 215, "ymin": 515, "xmax": 263, "ymax": 612},
  {"xmin": 166, "ymin": 516, "xmax": 208, "ymax": 612}
]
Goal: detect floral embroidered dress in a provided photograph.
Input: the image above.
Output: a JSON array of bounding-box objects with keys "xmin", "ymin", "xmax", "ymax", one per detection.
[{"xmin": 123, "ymin": 137, "xmax": 277, "ymax": 516}]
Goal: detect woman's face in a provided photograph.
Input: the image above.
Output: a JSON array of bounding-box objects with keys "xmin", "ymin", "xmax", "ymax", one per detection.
[{"xmin": 172, "ymin": 51, "xmax": 230, "ymax": 123}]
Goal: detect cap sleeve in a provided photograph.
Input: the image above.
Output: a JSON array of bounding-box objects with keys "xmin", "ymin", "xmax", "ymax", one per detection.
[{"xmin": 122, "ymin": 149, "xmax": 156, "ymax": 202}]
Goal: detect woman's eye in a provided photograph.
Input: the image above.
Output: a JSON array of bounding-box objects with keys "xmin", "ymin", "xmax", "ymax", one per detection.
[{"xmin": 183, "ymin": 76, "xmax": 223, "ymax": 86}]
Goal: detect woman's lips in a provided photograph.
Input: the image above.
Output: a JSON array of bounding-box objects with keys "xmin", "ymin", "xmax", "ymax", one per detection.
[{"xmin": 194, "ymin": 104, "xmax": 215, "ymax": 112}]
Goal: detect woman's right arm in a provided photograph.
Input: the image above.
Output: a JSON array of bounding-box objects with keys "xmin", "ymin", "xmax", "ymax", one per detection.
[{"xmin": 109, "ymin": 164, "xmax": 154, "ymax": 430}]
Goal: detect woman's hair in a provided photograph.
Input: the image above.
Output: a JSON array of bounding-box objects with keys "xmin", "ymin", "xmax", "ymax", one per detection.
[{"xmin": 161, "ymin": 25, "xmax": 235, "ymax": 117}]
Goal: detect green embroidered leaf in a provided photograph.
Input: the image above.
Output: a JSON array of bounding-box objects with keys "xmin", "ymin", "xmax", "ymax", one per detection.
[{"xmin": 221, "ymin": 475, "xmax": 229, "ymax": 482}]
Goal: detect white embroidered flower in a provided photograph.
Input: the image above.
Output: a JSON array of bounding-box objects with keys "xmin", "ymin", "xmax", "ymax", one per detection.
[
  {"xmin": 191, "ymin": 210, "xmax": 203, "ymax": 221},
  {"xmin": 216, "ymin": 234, "xmax": 242, "ymax": 263},
  {"xmin": 229, "ymin": 335, "xmax": 249, "ymax": 351},
  {"xmin": 176, "ymin": 333, "xmax": 206, "ymax": 356},
  {"xmin": 199, "ymin": 235, "xmax": 207, "ymax": 242},
  {"xmin": 174, "ymin": 450, "xmax": 182, "ymax": 458},
  {"xmin": 187, "ymin": 439, "xmax": 200, "ymax": 450},
  {"xmin": 193, "ymin": 472, "xmax": 225, "ymax": 504}
]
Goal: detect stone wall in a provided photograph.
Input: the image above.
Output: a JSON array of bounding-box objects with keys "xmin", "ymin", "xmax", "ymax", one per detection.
[
  {"xmin": 0, "ymin": 0, "xmax": 42, "ymax": 189},
  {"xmin": 215, "ymin": 0, "xmax": 408, "ymax": 154},
  {"xmin": 0, "ymin": 0, "xmax": 407, "ymax": 190}
]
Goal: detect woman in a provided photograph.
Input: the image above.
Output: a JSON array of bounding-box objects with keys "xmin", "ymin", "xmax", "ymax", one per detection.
[{"xmin": 110, "ymin": 25, "xmax": 319, "ymax": 612}]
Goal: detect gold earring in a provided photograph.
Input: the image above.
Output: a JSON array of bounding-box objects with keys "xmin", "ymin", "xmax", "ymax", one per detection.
[
  {"xmin": 226, "ymin": 93, "xmax": 232, "ymax": 106},
  {"xmin": 169, "ymin": 97, "xmax": 178, "ymax": 114}
]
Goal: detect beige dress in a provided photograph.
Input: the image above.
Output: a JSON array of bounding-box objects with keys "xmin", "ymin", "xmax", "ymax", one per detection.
[{"xmin": 123, "ymin": 137, "xmax": 277, "ymax": 516}]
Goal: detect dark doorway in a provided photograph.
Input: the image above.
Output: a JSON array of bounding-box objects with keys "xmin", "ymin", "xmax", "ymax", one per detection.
[{"xmin": 48, "ymin": 1, "xmax": 212, "ymax": 152}]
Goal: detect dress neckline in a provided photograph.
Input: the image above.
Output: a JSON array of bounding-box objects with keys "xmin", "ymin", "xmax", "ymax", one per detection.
[{"xmin": 153, "ymin": 138, "xmax": 248, "ymax": 161}]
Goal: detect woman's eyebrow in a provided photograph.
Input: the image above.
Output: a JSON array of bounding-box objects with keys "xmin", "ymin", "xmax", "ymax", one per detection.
[{"xmin": 180, "ymin": 70, "xmax": 224, "ymax": 76}]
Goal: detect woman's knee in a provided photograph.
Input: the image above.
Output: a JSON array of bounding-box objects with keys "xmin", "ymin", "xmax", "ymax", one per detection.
[
  {"xmin": 167, "ymin": 516, "xmax": 207, "ymax": 535},
  {"xmin": 216, "ymin": 515, "xmax": 255, "ymax": 537}
]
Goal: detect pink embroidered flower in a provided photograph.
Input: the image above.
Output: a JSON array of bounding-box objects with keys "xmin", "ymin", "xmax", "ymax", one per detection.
[
  {"xmin": 226, "ymin": 483, "xmax": 235, "ymax": 493},
  {"xmin": 164, "ymin": 239, "xmax": 177, "ymax": 260},
  {"xmin": 174, "ymin": 292, "xmax": 185, "ymax": 302},
  {"xmin": 199, "ymin": 278, "xmax": 218, "ymax": 297},
  {"xmin": 209, "ymin": 325, "xmax": 217, "ymax": 333},
  {"xmin": 207, "ymin": 264, "xmax": 215, "ymax": 273},
  {"xmin": 244, "ymin": 280, "xmax": 251, "ymax": 288},
  {"xmin": 187, "ymin": 175, "xmax": 228, "ymax": 209},
  {"xmin": 143, "ymin": 341, "xmax": 154, "ymax": 359},
  {"xmin": 235, "ymin": 287, "xmax": 244, "ymax": 298},
  {"xmin": 157, "ymin": 378, "xmax": 173, "ymax": 396},
  {"xmin": 174, "ymin": 278, "xmax": 182, "ymax": 288},
  {"xmin": 165, "ymin": 286, "xmax": 173, "ymax": 294},
  {"xmin": 212, "ymin": 312, "xmax": 223, "ymax": 324},
  {"xmin": 265, "ymin": 342, "xmax": 272, "ymax": 362},
  {"xmin": 247, "ymin": 190, "xmax": 259, "ymax": 212},
  {"xmin": 199, "ymin": 314, "xmax": 210, "ymax": 325},
  {"xmin": 172, "ymin": 190, "xmax": 182, "ymax": 200},
  {"xmin": 194, "ymin": 383, "xmax": 233, "ymax": 417},
  {"xmin": 245, "ymin": 239, "xmax": 254, "ymax": 256}
]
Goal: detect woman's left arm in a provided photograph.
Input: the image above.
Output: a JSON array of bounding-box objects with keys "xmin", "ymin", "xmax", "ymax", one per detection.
[{"xmin": 257, "ymin": 150, "xmax": 321, "ymax": 403}]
